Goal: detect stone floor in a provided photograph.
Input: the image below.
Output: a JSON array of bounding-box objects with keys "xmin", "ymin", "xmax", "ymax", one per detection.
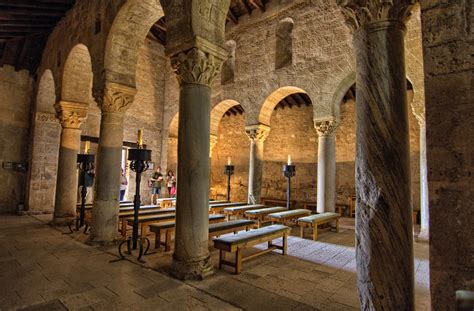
[{"xmin": 0, "ymin": 215, "xmax": 430, "ymax": 310}]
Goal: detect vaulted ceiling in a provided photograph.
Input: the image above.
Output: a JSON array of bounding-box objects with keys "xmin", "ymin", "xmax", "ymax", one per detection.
[{"xmin": 0, "ymin": 0, "xmax": 271, "ymax": 73}]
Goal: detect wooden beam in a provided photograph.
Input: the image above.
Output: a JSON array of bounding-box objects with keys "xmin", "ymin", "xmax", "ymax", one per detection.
[
  {"xmin": 0, "ymin": 8, "xmax": 66, "ymax": 17},
  {"xmin": 249, "ymin": 0, "xmax": 265, "ymax": 12},
  {"xmin": 227, "ymin": 8, "xmax": 238, "ymax": 24},
  {"xmin": 294, "ymin": 93, "xmax": 309, "ymax": 106},
  {"xmin": 242, "ymin": 0, "xmax": 252, "ymax": 15},
  {"xmin": 287, "ymin": 95, "xmax": 300, "ymax": 107}
]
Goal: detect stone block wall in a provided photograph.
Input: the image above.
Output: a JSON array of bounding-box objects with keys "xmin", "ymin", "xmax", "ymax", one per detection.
[
  {"xmin": 0, "ymin": 65, "xmax": 33, "ymax": 213},
  {"xmin": 421, "ymin": 1, "xmax": 473, "ymax": 308}
]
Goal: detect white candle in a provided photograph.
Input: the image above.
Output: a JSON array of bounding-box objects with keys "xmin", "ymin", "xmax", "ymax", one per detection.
[
  {"xmin": 137, "ymin": 129, "xmax": 143, "ymax": 148},
  {"xmin": 84, "ymin": 141, "xmax": 90, "ymax": 154},
  {"xmin": 287, "ymin": 155, "xmax": 292, "ymax": 165},
  {"xmin": 227, "ymin": 157, "xmax": 231, "ymax": 165}
]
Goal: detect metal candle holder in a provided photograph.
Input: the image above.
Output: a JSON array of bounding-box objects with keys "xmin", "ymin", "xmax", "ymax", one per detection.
[
  {"xmin": 116, "ymin": 145, "xmax": 154, "ymax": 263},
  {"xmin": 68, "ymin": 153, "xmax": 94, "ymax": 234},
  {"xmin": 224, "ymin": 165, "xmax": 235, "ymax": 201},
  {"xmin": 283, "ymin": 164, "xmax": 296, "ymax": 210}
]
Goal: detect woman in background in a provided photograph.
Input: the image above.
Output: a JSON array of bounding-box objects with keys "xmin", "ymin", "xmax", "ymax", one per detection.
[{"xmin": 166, "ymin": 170, "xmax": 176, "ymax": 197}]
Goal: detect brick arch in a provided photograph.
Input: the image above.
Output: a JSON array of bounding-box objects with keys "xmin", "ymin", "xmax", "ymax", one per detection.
[
  {"xmin": 61, "ymin": 44, "xmax": 93, "ymax": 104},
  {"xmin": 36, "ymin": 69, "xmax": 56, "ymax": 114},
  {"xmin": 258, "ymin": 86, "xmax": 309, "ymax": 126},
  {"xmin": 210, "ymin": 100, "xmax": 242, "ymax": 136},
  {"xmin": 104, "ymin": 0, "xmax": 164, "ymax": 88}
]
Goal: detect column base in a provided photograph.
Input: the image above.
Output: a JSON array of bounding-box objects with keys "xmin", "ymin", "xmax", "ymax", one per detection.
[
  {"xmin": 85, "ymin": 236, "xmax": 120, "ymax": 247},
  {"xmin": 171, "ymin": 253, "xmax": 214, "ymax": 280},
  {"xmin": 416, "ymin": 228, "xmax": 429, "ymax": 244},
  {"xmin": 50, "ymin": 216, "xmax": 75, "ymax": 226}
]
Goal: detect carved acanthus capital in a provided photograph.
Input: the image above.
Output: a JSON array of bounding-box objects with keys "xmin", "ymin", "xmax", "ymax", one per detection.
[
  {"xmin": 170, "ymin": 48, "xmax": 224, "ymax": 86},
  {"xmin": 55, "ymin": 101, "xmax": 88, "ymax": 129},
  {"xmin": 209, "ymin": 134, "xmax": 218, "ymax": 154},
  {"xmin": 245, "ymin": 124, "xmax": 271, "ymax": 142},
  {"xmin": 315, "ymin": 120, "xmax": 339, "ymax": 137},
  {"xmin": 336, "ymin": 0, "xmax": 416, "ymax": 32},
  {"xmin": 93, "ymin": 82, "xmax": 137, "ymax": 114}
]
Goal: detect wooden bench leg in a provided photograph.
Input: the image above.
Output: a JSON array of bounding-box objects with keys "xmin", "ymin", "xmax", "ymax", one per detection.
[
  {"xmin": 312, "ymin": 223, "xmax": 318, "ymax": 241},
  {"xmin": 165, "ymin": 229, "xmax": 171, "ymax": 252},
  {"xmin": 299, "ymin": 224, "xmax": 304, "ymax": 238},
  {"xmin": 219, "ymin": 250, "xmax": 224, "ymax": 269},
  {"xmin": 154, "ymin": 230, "xmax": 160, "ymax": 249},
  {"xmin": 283, "ymin": 233, "xmax": 288, "ymax": 255},
  {"xmin": 235, "ymin": 248, "xmax": 242, "ymax": 275},
  {"xmin": 140, "ymin": 224, "xmax": 146, "ymax": 237},
  {"xmin": 336, "ymin": 218, "xmax": 340, "ymax": 233},
  {"xmin": 121, "ymin": 220, "xmax": 127, "ymax": 237}
]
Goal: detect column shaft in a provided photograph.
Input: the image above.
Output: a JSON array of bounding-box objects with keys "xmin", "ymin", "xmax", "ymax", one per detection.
[
  {"xmin": 417, "ymin": 121, "xmax": 429, "ymax": 242},
  {"xmin": 248, "ymin": 139, "xmax": 256, "ymax": 203},
  {"xmin": 354, "ymin": 21, "xmax": 414, "ymax": 309},
  {"xmin": 89, "ymin": 112, "xmax": 125, "ymax": 243},
  {"xmin": 53, "ymin": 127, "xmax": 81, "ymax": 223},
  {"xmin": 315, "ymin": 122, "xmax": 337, "ymax": 214},
  {"xmin": 245, "ymin": 124, "xmax": 269, "ymax": 204},
  {"xmin": 173, "ymin": 83, "xmax": 213, "ymax": 279}
]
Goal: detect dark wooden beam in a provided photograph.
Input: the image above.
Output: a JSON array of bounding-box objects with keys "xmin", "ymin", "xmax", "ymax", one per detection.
[
  {"xmin": 295, "ymin": 93, "xmax": 310, "ymax": 106},
  {"xmin": 249, "ymin": 0, "xmax": 265, "ymax": 12},
  {"xmin": 0, "ymin": 8, "xmax": 66, "ymax": 17},
  {"xmin": 242, "ymin": 0, "xmax": 253, "ymax": 15},
  {"xmin": 227, "ymin": 7, "xmax": 238, "ymax": 24},
  {"xmin": 287, "ymin": 95, "xmax": 300, "ymax": 107}
]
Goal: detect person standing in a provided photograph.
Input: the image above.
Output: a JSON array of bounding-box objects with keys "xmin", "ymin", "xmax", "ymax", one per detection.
[
  {"xmin": 166, "ymin": 170, "xmax": 176, "ymax": 197},
  {"xmin": 150, "ymin": 167, "xmax": 163, "ymax": 204},
  {"xmin": 120, "ymin": 169, "xmax": 128, "ymax": 201}
]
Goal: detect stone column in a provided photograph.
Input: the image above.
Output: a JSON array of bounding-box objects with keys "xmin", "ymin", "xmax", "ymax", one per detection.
[
  {"xmin": 337, "ymin": 1, "xmax": 415, "ymax": 309},
  {"xmin": 416, "ymin": 117, "xmax": 429, "ymax": 242},
  {"xmin": 315, "ymin": 120, "xmax": 338, "ymax": 214},
  {"xmin": 170, "ymin": 48, "xmax": 224, "ymax": 280},
  {"xmin": 52, "ymin": 101, "xmax": 88, "ymax": 224},
  {"xmin": 88, "ymin": 83, "xmax": 136, "ymax": 245},
  {"xmin": 245, "ymin": 124, "xmax": 270, "ymax": 204}
]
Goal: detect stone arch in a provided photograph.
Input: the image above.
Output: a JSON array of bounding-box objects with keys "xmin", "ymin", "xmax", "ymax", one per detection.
[
  {"xmin": 168, "ymin": 113, "xmax": 179, "ymax": 137},
  {"xmin": 275, "ymin": 17, "xmax": 294, "ymax": 70},
  {"xmin": 259, "ymin": 86, "xmax": 309, "ymax": 126},
  {"xmin": 210, "ymin": 99, "xmax": 242, "ymax": 136},
  {"xmin": 104, "ymin": 0, "xmax": 164, "ymax": 88},
  {"xmin": 221, "ymin": 40, "xmax": 236, "ymax": 85},
  {"xmin": 36, "ymin": 69, "xmax": 56, "ymax": 113},
  {"xmin": 61, "ymin": 44, "xmax": 93, "ymax": 104},
  {"xmin": 331, "ymin": 71, "xmax": 356, "ymax": 121}
]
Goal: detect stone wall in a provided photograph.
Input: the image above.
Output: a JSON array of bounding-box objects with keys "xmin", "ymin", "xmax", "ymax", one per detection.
[
  {"xmin": 0, "ymin": 65, "xmax": 33, "ymax": 213},
  {"xmin": 420, "ymin": 1, "xmax": 473, "ymax": 308}
]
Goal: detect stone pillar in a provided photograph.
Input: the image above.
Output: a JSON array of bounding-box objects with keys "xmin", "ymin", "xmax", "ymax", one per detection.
[
  {"xmin": 88, "ymin": 83, "xmax": 136, "ymax": 245},
  {"xmin": 416, "ymin": 117, "xmax": 429, "ymax": 242},
  {"xmin": 170, "ymin": 48, "xmax": 224, "ymax": 280},
  {"xmin": 337, "ymin": 1, "xmax": 415, "ymax": 309},
  {"xmin": 245, "ymin": 124, "xmax": 270, "ymax": 204},
  {"xmin": 52, "ymin": 101, "xmax": 88, "ymax": 224},
  {"xmin": 315, "ymin": 120, "xmax": 338, "ymax": 214}
]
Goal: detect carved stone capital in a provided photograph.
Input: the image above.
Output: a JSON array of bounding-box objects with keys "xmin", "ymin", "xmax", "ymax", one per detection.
[
  {"xmin": 54, "ymin": 101, "xmax": 88, "ymax": 129},
  {"xmin": 209, "ymin": 134, "xmax": 218, "ymax": 154},
  {"xmin": 170, "ymin": 48, "xmax": 224, "ymax": 86},
  {"xmin": 245, "ymin": 124, "xmax": 271, "ymax": 142},
  {"xmin": 315, "ymin": 120, "xmax": 339, "ymax": 137},
  {"xmin": 336, "ymin": 0, "xmax": 415, "ymax": 32},
  {"xmin": 93, "ymin": 82, "xmax": 137, "ymax": 114}
]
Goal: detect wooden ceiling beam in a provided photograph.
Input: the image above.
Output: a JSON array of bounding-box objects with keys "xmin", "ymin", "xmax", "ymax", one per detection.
[
  {"xmin": 227, "ymin": 8, "xmax": 238, "ymax": 24},
  {"xmin": 242, "ymin": 0, "xmax": 253, "ymax": 15},
  {"xmin": 0, "ymin": 8, "xmax": 66, "ymax": 17},
  {"xmin": 295, "ymin": 93, "xmax": 310, "ymax": 106},
  {"xmin": 287, "ymin": 95, "xmax": 300, "ymax": 107},
  {"xmin": 249, "ymin": 0, "xmax": 265, "ymax": 12}
]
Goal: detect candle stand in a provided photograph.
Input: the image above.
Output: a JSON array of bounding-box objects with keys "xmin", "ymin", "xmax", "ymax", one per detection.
[
  {"xmin": 68, "ymin": 153, "xmax": 94, "ymax": 234},
  {"xmin": 283, "ymin": 164, "xmax": 296, "ymax": 210},
  {"xmin": 115, "ymin": 147, "xmax": 154, "ymax": 263},
  {"xmin": 224, "ymin": 164, "xmax": 234, "ymax": 201}
]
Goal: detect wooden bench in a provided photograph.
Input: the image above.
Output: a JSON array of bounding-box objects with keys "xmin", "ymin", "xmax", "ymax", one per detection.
[
  {"xmin": 267, "ymin": 209, "xmax": 311, "ymax": 225},
  {"xmin": 261, "ymin": 197, "xmax": 296, "ymax": 209},
  {"xmin": 298, "ymin": 212, "xmax": 340, "ymax": 240},
  {"xmin": 213, "ymin": 225, "xmax": 291, "ymax": 274},
  {"xmin": 209, "ymin": 202, "xmax": 247, "ymax": 214},
  {"xmin": 244, "ymin": 206, "xmax": 287, "ymax": 228},
  {"xmin": 301, "ymin": 201, "xmax": 317, "ymax": 212},
  {"xmin": 125, "ymin": 213, "xmax": 225, "ymax": 237},
  {"xmin": 223, "ymin": 204, "xmax": 266, "ymax": 220},
  {"xmin": 118, "ymin": 204, "xmax": 159, "ymax": 212},
  {"xmin": 118, "ymin": 208, "xmax": 175, "ymax": 234},
  {"xmin": 150, "ymin": 219, "xmax": 255, "ymax": 251}
]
